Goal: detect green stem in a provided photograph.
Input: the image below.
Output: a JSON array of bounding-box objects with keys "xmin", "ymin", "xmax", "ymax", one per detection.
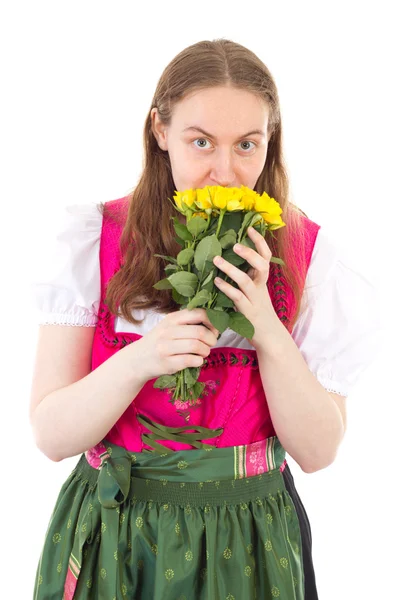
[
  {"xmin": 215, "ymin": 209, "xmax": 226, "ymax": 238},
  {"xmin": 181, "ymin": 369, "xmax": 185, "ymax": 401},
  {"xmin": 175, "ymin": 370, "xmax": 183, "ymax": 401}
]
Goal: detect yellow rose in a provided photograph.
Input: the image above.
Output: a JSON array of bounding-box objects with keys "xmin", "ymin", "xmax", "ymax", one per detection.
[
  {"xmin": 254, "ymin": 192, "xmax": 282, "ymax": 216},
  {"xmin": 210, "ymin": 186, "xmax": 245, "ymax": 210},
  {"xmin": 225, "ymin": 187, "xmax": 244, "ymax": 211},
  {"xmin": 240, "ymin": 185, "xmax": 258, "ymax": 198},
  {"xmin": 204, "ymin": 185, "xmax": 218, "ymax": 202},
  {"xmin": 264, "ymin": 218, "xmax": 286, "ymax": 229},
  {"xmin": 211, "ymin": 186, "xmax": 230, "ymax": 209},
  {"xmin": 192, "ymin": 211, "xmax": 208, "ymax": 219},
  {"xmin": 240, "ymin": 186, "xmax": 259, "ymax": 211},
  {"xmin": 173, "ymin": 189, "xmax": 196, "ymax": 211},
  {"xmin": 227, "ymin": 187, "xmax": 244, "ymax": 200},
  {"xmin": 261, "ymin": 213, "xmax": 286, "ymax": 228},
  {"xmin": 195, "ymin": 187, "xmax": 213, "ymax": 211},
  {"xmin": 226, "ymin": 199, "xmax": 243, "ymax": 211},
  {"xmin": 241, "ymin": 194, "xmax": 255, "ymax": 211}
]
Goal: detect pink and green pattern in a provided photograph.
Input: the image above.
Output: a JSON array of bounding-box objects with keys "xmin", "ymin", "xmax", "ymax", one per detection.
[
  {"xmin": 63, "ymin": 553, "xmax": 81, "ymax": 600},
  {"xmin": 234, "ymin": 436, "xmax": 287, "ymax": 479}
]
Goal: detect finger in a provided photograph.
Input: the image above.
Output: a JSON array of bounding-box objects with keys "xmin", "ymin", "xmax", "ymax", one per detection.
[
  {"xmin": 231, "ymin": 242, "xmax": 270, "ymax": 282},
  {"xmin": 247, "ymin": 226, "xmax": 272, "ymax": 260},
  {"xmin": 175, "ymin": 308, "xmax": 217, "ymax": 334},
  {"xmin": 213, "ymin": 255, "xmax": 251, "ymax": 291},
  {"xmin": 166, "ymin": 339, "xmax": 212, "ymax": 357},
  {"xmin": 169, "ymin": 325, "xmax": 216, "ymax": 345},
  {"xmin": 201, "ymin": 317, "xmax": 220, "ymax": 338},
  {"xmin": 214, "ymin": 274, "xmax": 251, "ymax": 313}
]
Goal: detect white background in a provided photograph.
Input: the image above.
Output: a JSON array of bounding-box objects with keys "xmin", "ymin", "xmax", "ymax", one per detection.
[{"xmin": 1, "ymin": 1, "xmax": 398, "ymax": 598}]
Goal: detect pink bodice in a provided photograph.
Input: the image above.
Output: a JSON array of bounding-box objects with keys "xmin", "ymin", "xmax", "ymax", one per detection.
[{"xmin": 91, "ymin": 197, "xmax": 320, "ymax": 453}]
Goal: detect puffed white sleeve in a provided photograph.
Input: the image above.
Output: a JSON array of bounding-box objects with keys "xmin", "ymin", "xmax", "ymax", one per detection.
[
  {"xmin": 28, "ymin": 202, "xmax": 103, "ymax": 326},
  {"xmin": 291, "ymin": 228, "xmax": 382, "ymax": 397}
]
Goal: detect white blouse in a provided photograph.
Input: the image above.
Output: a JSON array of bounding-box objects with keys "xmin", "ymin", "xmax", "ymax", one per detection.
[{"xmin": 28, "ymin": 202, "xmax": 382, "ymax": 398}]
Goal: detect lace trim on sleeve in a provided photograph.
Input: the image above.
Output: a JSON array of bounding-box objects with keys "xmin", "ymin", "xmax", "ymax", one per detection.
[
  {"xmin": 316, "ymin": 376, "xmax": 348, "ymax": 397},
  {"xmin": 37, "ymin": 312, "xmax": 98, "ymax": 327}
]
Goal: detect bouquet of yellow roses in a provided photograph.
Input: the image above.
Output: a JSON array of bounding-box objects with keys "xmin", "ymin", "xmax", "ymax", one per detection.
[{"xmin": 152, "ymin": 185, "xmax": 286, "ymax": 409}]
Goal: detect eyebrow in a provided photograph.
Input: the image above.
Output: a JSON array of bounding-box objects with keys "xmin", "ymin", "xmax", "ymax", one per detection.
[{"xmin": 182, "ymin": 126, "xmax": 266, "ymax": 140}]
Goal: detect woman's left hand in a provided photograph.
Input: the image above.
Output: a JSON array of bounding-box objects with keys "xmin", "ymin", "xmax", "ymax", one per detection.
[{"xmin": 212, "ymin": 226, "xmax": 280, "ymax": 350}]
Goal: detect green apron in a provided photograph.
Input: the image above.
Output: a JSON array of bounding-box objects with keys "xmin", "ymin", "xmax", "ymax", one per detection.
[{"xmin": 34, "ymin": 418, "xmax": 304, "ymax": 599}]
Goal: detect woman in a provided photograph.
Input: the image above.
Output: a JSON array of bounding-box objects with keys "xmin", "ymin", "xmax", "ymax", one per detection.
[{"xmin": 30, "ymin": 39, "xmax": 378, "ymax": 599}]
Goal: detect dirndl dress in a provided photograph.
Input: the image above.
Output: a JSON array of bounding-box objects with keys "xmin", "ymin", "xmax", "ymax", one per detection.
[{"xmin": 33, "ymin": 197, "xmax": 321, "ymax": 598}]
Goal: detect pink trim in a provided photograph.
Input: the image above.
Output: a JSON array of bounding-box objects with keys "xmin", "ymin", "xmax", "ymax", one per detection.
[
  {"xmin": 63, "ymin": 563, "xmax": 78, "ymax": 599},
  {"xmin": 245, "ymin": 438, "xmax": 268, "ymax": 476},
  {"xmin": 84, "ymin": 441, "xmax": 110, "ymax": 470}
]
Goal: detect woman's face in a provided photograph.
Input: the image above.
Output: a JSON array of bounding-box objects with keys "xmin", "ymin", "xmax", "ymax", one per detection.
[{"xmin": 151, "ymin": 85, "xmax": 270, "ymax": 192}]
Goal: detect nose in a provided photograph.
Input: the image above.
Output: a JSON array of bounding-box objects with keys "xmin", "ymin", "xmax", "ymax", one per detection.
[{"xmin": 209, "ymin": 148, "xmax": 236, "ymax": 187}]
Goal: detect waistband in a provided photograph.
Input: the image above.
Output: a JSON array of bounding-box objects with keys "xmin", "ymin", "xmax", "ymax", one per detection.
[{"xmin": 83, "ymin": 428, "xmax": 287, "ymax": 509}]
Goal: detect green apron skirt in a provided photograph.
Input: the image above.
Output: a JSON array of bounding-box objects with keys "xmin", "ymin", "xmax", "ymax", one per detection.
[{"xmin": 33, "ymin": 426, "xmax": 304, "ymax": 599}]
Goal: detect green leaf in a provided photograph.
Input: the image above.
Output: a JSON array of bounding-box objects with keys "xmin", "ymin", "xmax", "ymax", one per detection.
[
  {"xmin": 201, "ymin": 268, "xmax": 216, "ymax": 288},
  {"xmin": 241, "ymin": 237, "xmax": 256, "ymax": 251},
  {"xmin": 174, "ymin": 236, "xmax": 185, "ymax": 247},
  {"xmin": 177, "ymin": 247, "xmax": 195, "ymax": 266},
  {"xmin": 228, "ymin": 312, "xmax": 255, "ymax": 339},
  {"xmin": 191, "ymin": 381, "xmax": 206, "ymax": 400},
  {"xmin": 167, "ymin": 271, "xmax": 199, "ymax": 297},
  {"xmin": 184, "ymin": 366, "xmax": 201, "ymax": 387},
  {"xmin": 191, "ymin": 264, "xmax": 201, "ymax": 278},
  {"xmin": 195, "ymin": 261, "xmax": 215, "ymax": 294},
  {"xmin": 154, "ymin": 254, "xmax": 178, "ymax": 264},
  {"xmin": 187, "ymin": 216, "xmax": 208, "ymax": 237},
  {"xmin": 154, "ymin": 375, "xmax": 177, "ymax": 389},
  {"xmin": 270, "ymin": 256, "xmax": 286, "ymax": 266},
  {"xmin": 222, "ymin": 248, "xmax": 245, "ymax": 266},
  {"xmin": 164, "ymin": 264, "xmax": 180, "ymax": 274},
  {"xmin": 237, "ymin": 211, "xmax": 256, "ymax": 240},
  {"xmin": 194, "ymin": 234, "xmax": 222, "ymax": 273},
  {"xmin": 219, "ymin": 211, "xmax": 242, "ymax": 235},
  {"xmin": 206, "ymin": 307, "xmax": 230, "ymax": 334},
  {"xmin": 241, "ymin": 211, "xmax": 257, "ymax": 229},
  {"xmin": 202, "ymin": 260, "xmax": 215, "ymax": 279},
  {"xmin": 219, "ymin": 229, "xmax": 237, "ymax": 249},
  {"xmin": 187, "ymin": 289, "xmax": 211, "ymax": 309},
  {"xmin": 214, "ymin": 291, "xmax": 234, "ymax": 308},
  {"xmin": 172, "ymin": 288, "xmax": 187, "ymax": 304},
  {"xmin": 153, "ymin": 278, "xmax": 173, "ymax": 290},
  {"xmin": 202, "ymin": 277, "xmax": 216, "ymax": 294},
  {"xmin": 173, "ymin": 219, "xmax": 193, "ymax": 242},
  {"xmin": 248, "ymin": 213, "xmax": 263, "ymax": 228}
]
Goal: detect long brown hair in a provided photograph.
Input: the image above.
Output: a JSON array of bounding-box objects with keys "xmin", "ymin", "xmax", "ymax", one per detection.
[{"xmin": 100, "ymin": 39, "xmax": 311, "ymax": 329}]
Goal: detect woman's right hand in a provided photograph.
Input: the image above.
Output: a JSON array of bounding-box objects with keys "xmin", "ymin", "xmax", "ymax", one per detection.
[{"xmin": 130, "ymin": 308, "xmax": 220, "ymax": 382}]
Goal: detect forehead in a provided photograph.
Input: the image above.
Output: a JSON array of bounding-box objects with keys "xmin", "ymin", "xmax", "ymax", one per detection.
[{"xmin": 171, "ymin": 86, "xmax": 269, "ymax": 134}]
